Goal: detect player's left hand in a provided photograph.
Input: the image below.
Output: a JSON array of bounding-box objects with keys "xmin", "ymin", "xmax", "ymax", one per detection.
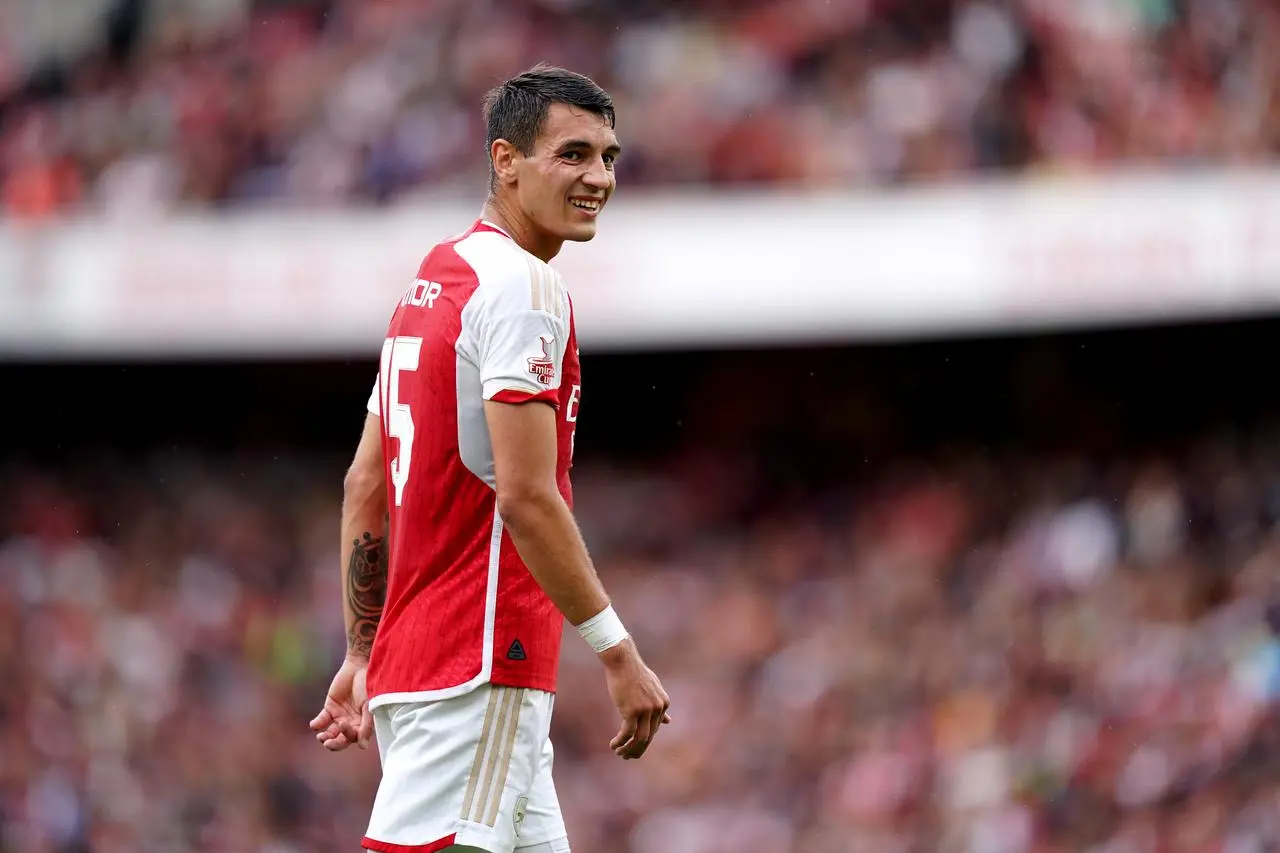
[{"xmin": 310, "ymin": 657, "xmax": 374, "ymax": 751}]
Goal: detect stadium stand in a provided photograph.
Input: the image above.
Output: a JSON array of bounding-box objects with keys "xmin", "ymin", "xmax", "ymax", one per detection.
[
  {"xmin": 3, "ymin": 329, "xmax": 1280, "ymax": 852},
  {"xmin": 3, "ymin": 3, "xmax": 1280, "ymax": 852},
  {"xmin": 1, "ymin": 0, "xmax": 1279, "ymax": 216}
]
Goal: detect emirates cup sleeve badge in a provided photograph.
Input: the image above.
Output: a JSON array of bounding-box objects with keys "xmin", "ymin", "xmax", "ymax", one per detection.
[{"xmin": 527, "ymin": 337, "xmax": 556, "ymax": 385}]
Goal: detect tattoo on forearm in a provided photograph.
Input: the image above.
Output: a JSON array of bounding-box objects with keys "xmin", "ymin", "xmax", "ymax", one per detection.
[{"xmin": 347, "ymin": 529, "xmax": 388, "ymax": 659}]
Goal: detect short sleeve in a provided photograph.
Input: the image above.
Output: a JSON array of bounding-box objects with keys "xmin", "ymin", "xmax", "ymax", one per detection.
[
  {"xmin": 366, "ymin": 376, "xmax": 380, "ymax": 416},
  {"xmin": 453, "ymin": 233, "xmax": 572, "ymax": 407},
  {"xmin": 480, "ymin": 308, "xmax": 568, "ymax": 407}
]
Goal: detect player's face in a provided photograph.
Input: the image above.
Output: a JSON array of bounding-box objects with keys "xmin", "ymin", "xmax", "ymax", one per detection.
[{"xmin": 516, "ymin": 103, "xmax": 619, "ymax": 244}]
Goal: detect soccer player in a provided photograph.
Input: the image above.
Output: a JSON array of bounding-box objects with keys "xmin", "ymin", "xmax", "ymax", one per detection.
[{"xmin": 308, "ymin": 64, "xmax": 671, "ymax": 853}]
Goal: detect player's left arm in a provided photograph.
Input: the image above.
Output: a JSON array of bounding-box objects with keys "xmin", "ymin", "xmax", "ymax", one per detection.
[
  {"xmin": 342, "ymin": 409, "xmax": 389, "ymax": 663},
  {"xmin": 311, "ymin": 400, "xmax": 388, "ymax": 752}
]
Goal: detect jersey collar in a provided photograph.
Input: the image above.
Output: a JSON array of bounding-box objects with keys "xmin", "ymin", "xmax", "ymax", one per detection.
[{"xmin": 475, "ymin": 219, "xmax": 513, "ymax": 240}]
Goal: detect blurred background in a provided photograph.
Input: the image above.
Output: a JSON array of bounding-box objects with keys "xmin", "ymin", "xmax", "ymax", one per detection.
[{"xmin": 4, "ymin": 1, "xmax": 1280, "ymax": 852}]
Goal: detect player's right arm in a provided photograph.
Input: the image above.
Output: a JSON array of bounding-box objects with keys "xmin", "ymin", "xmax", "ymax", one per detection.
[
  {"xmin": 485, "ymin": 398, "xmax": 671, "ymax": 759},
  {"xmin": 485, "ymin": 397, "xmax": 609, "ymax": 627},
  {"xmin": 468, "ymin": 249, "xmax": 670, "ymax": 758}
]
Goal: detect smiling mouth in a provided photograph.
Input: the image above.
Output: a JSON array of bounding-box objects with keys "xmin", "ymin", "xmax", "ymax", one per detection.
[{"xmin": 570, "ymin": 199, "xmax": 601, "ymax": 213}]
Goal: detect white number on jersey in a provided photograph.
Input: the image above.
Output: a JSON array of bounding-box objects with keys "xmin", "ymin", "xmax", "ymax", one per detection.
[
  {"xmin": 566, "ymin": 383, "xmax": 582, "ymax": 460},
  {"xmin": 380, "ymin": 336, "xmax": 423, "ymax": 507}
]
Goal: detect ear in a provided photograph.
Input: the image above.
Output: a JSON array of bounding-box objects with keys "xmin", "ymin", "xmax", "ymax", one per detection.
[{"xmin": 490, "ymin": 139, "xmax": 521, "ymax": 186}]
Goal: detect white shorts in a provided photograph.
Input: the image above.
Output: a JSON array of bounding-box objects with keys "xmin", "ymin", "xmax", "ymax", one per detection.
[{"xmin": 363, "ymin": 684, "xmax": 568, "ymax": 853}]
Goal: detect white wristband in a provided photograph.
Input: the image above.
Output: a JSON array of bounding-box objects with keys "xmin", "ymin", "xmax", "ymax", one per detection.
[{"xmin": 577, "ymin": 605, "xmax": 629, "ymax": 654}]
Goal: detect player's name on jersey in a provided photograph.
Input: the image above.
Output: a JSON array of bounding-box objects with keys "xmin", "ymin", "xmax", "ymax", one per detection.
[{"xmin": 401, "ymin": 279, "xmax": 444, "ymax": 309}]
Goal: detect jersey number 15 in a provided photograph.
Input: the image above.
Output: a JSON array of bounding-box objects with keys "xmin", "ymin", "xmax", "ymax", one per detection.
[{"xmin": 380, "ymin": 336, "xmax": 422, "ymax": 507}]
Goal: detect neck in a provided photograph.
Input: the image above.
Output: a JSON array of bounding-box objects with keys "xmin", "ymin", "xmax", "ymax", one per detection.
[{"xmin": 482, "ymin": 194, "xmax": 562, "ymax": 263}]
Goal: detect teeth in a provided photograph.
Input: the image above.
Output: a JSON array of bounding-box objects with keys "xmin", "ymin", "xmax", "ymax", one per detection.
[{"xmin": 572, "ymin": 200, "xmax": 599, "ymax": 210}]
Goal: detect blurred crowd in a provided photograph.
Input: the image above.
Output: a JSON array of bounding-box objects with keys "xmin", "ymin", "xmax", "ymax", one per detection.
[
  {"xmin": 2, "ymin": 0, "xmax": 1280, "ymax": 218},
  {"xmin": 3, "ymin": 429, "xmax": 1279, "ymax": 853}
]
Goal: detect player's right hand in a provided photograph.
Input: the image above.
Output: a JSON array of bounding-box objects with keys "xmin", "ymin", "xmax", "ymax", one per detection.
[
  {"xmin": 600, "ymin": 638, "xmax": 671, "ymax": 760},
  {"xmin": 310, "ymin": 657, "xmax": 374, "ymax": 751}
]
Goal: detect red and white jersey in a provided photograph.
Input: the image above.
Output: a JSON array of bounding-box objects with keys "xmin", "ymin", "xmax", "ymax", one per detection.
[{"xmin": 364, "ymin": 219, "xmax": 582, "ymax": 706}]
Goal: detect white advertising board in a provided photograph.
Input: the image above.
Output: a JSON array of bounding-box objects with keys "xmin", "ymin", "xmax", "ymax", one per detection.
[{"xmin": 2, "ymin": 170, "xmax": 1279, "ymax": 356}]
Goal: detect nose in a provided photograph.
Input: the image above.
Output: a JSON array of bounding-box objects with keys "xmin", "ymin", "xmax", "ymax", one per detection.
[{"xmin": 582, "ymin": 156, "xmax": 612, "ymax": 191}]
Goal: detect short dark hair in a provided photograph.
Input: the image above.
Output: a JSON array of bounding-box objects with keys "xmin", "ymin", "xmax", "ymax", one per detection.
[{"xmin": 483, "ymin": 63, "xmax": 615, "ymax": 162}]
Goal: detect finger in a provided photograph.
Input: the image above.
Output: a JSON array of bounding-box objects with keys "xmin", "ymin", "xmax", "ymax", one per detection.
[
  {"xmin": 610, "ymin": 715, "xmax": 637, "ymax": 752},
  {"xmin": 337, "ymin": 717, "xmax": 361, "ymax": 744},
  {"xmin": 322, "ymin": 722, "xmax": 353, "ymax": 742},
  {"xmin": 309, "ymin": 709, "xmax": 333, "ymax": 731},
  {"xmin": 663, "ymin": 713, "xmax": 672, "ymax": 724},
  {"xmin": 324, "ymin": 735, "xmax": 353, "ymax": 752},
  {"xmin": 622, "ymin": 714, "xmax": 653, "ymax": 759},
  {"xmin": 634, "ymin": 703, "xmax": 668, "ymax": 757},
  {"xmin": 649, "ymin": 708, "xmax": 667, "ymax": 742},
  {"xmin": 358, "ymin": 707, "xmax": 375, "ymax": 750},
  {"xmin": 623, "ymin": 714, "xmax": 661, "ymax": 761}
]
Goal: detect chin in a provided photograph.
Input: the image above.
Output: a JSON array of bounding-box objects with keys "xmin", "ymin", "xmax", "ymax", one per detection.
[{"xmin": 560, "ymin": 222, "xmax": 599, "ymax": 243}]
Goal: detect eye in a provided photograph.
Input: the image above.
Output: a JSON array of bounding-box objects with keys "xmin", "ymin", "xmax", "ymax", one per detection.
[
  {"xmin": 561, "ymin": 151, "xmax": 582, "ymax": 161},
  {"xmin": 603, "ymin": 153, "xmax": 617, "ymax": 167}
]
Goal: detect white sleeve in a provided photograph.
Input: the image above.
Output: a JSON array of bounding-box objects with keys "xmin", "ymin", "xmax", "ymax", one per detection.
[
  {"xmin": 366, "ymin": 376, "xmax": 380, "ymax": 416},
  {"xmin": 462, "ymin": 248, "xmax": 571, "ymax": 407},
  {"xmin": 480, "ymin": 306, "xmax": 568, "ymax": 406}
]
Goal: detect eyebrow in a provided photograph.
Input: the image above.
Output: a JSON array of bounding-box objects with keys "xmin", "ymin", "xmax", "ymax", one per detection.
[{"xmin": 559, "ymin": 139, "xmax": 623, "ymax": 156}]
